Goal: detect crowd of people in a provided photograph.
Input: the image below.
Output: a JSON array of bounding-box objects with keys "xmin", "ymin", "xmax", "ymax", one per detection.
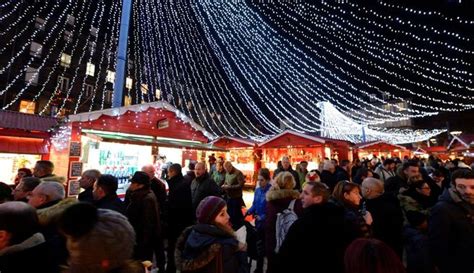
[{"xmin": 0, "ymin": 155, "xmax": 472, "ymax": 273}]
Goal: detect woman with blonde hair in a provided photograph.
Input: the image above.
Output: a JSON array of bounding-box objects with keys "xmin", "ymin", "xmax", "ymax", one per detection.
[{"xmin": 264, "ymin": 172, "xmax": 303, "ymax": 273}]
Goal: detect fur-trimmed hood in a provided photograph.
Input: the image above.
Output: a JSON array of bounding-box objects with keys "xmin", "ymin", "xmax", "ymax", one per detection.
[
  {"xmin": 40, "ymin": 174, "xmax": 66, "ymax": 184},
  {"xmin": 266, "ymin": 189, "xmax": 300, "ymax": 202},
  {"xmin": 175, "ymin": 225, "xmax": 239, "ymax": 273},
  {"xmin": 37, "ymin": 197, "xmax": 77, "ymax": 226}
]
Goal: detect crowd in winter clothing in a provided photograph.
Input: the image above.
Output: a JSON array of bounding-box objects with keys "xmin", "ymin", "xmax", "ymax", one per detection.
[{"xmin": 0, "ymin": 155, "xmax": 473, "ymax": 273}]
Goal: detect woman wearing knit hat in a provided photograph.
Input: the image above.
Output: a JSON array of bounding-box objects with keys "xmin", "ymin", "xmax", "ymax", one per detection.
[
  {"xmin": 175, "ymin": 196, "xmax": 249, "ymax": 273},
  {"xmin": 59, "ymin": 203, "xmax": 145, "ymax": 273}
]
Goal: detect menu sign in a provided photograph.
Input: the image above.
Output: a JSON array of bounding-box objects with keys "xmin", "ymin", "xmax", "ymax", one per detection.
[
  {"xmin": 157, "ymin": 118, "xmax": 169, "ymax": 129},
  {"xmin": 69, "ymin": 161, "xmax": 83, "ymax": 178},
  {"xmin": 69, "ymin": 142, "xmax": 81, "ymax": 157},
  {"xmin": 67, "ymin": 180, "xmax": 81, "ymax": 197}
]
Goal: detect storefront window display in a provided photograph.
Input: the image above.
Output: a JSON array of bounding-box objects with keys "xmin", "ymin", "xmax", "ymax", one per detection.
[
  {"xmin": 0, "ymin": 154, "xmax": 40, "ymax": 185},
  {"xmin": 262, "ymin": 147, "xmax": 323, "ymax": 172},
  {"xmin": 156, "ymin": 146, "xmax": 183, "ymax": 178},
  {"xmin": 204, "ymin": 149, "xmax": 256, "ymax": 184},
  {"xmin": 81, "ymin": 137, "xmax": 153, "ymax": 195}
]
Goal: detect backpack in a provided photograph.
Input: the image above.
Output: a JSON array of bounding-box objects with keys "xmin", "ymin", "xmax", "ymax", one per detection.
[{"xmin": 274, "ymin": 199, "xmax": 298, "ymax": 253}]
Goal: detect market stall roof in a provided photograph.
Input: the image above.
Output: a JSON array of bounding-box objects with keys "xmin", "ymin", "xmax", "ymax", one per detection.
[
  {"xmin": 68, "ymin": 101, "xmax": 214, "ymax": 142},
  {"xmin": 355, "ymin": 140, "xmax": 407, "ymax": 151},
  {"xmin": 84, "ymin": 130, "xmax": 227, "ymax": 152},
  {"xmin": 258, "ymin": 130, "xmax": 325, "ymax": 148},
  {"xmin": 413, "ymin": 147, "xmax": 427, "ymax": 155},
  {"xmin": 210, "ymin": 136, "xmax": 256, "ymax": 149},
  {"xmin": 0, "ymin": 136, "xmax": 49, "ymax": 154},
  {"xmin": 447, "ymin": 134, "xmax": 474, "ymax": 151},
  {"xmin": 424, "ymin": 146, "xmax": 448, "ymax": 153},
  {"xmin": 0, "ymin": 110, "xmax": 58, "ymax": 138}
]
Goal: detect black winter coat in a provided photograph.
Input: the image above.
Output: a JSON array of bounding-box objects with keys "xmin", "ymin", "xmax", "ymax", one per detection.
[
  {"xmin": 429, "ymin": 188, "xmax": 474, "ymax": 273},
  {"xmin": 365, "ymin": 194, "xmax": 404, "ymax": 256},
  {"xmin": 275, "ymin": 202, "xmax": 346, "ymax": 273},
  {"xmin": 190, "ymin": 173, "xmax": 220, "ymax": 212},
  {"xmin": 385, "ymin": 175, "xmax": 408, "ymax": 197},
  {"xmin": 167, "ymin": 174, "xmax": 194, "ymax": 239},
  {"xmin": 320, "ymin": 170, "xmax": 338, "ymax": 192},
  {"xmin": 94, "ymin": 194, "xmax": 125, "ymax": 214},
  {"xmin": 403, "ymin": 226, "xmax": 436, "ymax": 273},
  {"xmin": 125, "ymin": 187, "xmax": 161, "ymax": 261},
  {"xmin": 150, "ymin": 177, "xmax": 167, "ymax": 216},
  {"xmin": 78, "ymin": 187, "xmax": 94, "ymax": 203}
]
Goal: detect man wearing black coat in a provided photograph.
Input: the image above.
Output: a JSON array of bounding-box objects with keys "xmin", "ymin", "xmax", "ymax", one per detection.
[
  {"xmin": 276, "ymin": 182, "xmax": 345, "ymax": 273},
  {"xmin": 190, "ymin": 162, "xmax": 220, "ymax": 213},
  {"xmin": 165, "ymin": 163, "xmax": 193, "ymax": 273},
  {"xmin": 92, "ymin": 174, "xmax": 125, "ymax": 214},
  {"xmin": 429, "ymin": 169, "xmax": 474, "ymax": 273},
  {"xmin": 77, "ymin": 169, "xmax": 101, "ymax": 203},
  {"xmin": 361, "ymin": 177, "xmax": 404, "ymax": 257},
  {"xmin": 125, "ymin": 171, "xmax": 165, "ymax": 272},
  {"xmin": 385, "ymin": 160, "xmax": 420, "ymax": 197},
  {"xmin": 142, "ymin": 164, "xmax": 167, "ymax": 224},
  {"xmin": 273, "ymin": 156, "xmax": 301, "ymax": 191}
]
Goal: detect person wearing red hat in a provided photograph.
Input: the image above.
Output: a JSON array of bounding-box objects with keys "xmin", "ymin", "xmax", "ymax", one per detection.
[{"xmin": 175, "ymin": 196, "xmax": 249, "ymax": 273}]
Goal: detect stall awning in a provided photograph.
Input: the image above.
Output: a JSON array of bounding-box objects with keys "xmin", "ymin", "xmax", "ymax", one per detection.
[
  {"xmin": 84, "ymin": 130, "xmax": 228, "ymax": 151},
  {"xmin": 258, "ymin": 130, "xmax": 325, "ymax": 148},
  {"xmin": 447, "ymin": 134, "xmax": 474, "ymax": 150},
  {"xmin": 210, "ymin": 136, "xmax": 256, "ymax": 149},
  {"xmin": 68, "ymin": 100, "xmax": 214, "ymax": 142},
  {"xmin": 0, "ymin": 110, "xmax": 58, "ymax": 133},
  {"xmin": 355, "ymin": 140, "xmax": 407, "ymax": 151},
  {"xmin": 0, "ymin": 136, "xmax": 49, "ymax": 154}
]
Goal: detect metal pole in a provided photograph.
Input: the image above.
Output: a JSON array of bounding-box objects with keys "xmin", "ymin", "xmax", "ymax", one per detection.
[
  {"xmin": 362, "ymin": 126, "xmax": 366, "ymax": 143},
  {"xmin": 112, "ymin": 0, "xmax": 133, "ymax": 108}
]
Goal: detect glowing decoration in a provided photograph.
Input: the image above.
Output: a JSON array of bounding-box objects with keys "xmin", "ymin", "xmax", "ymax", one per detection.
[
  {"xmin": 318, "ymin": 101, "xmax": 445, "ymax": 144},
  {"xmin": 0, "ymin": 1, "xmax": 470, "ymax": 145},
  {"xmin": 51, "ymin": 122, "xmax": 72, "ymax": 151}
]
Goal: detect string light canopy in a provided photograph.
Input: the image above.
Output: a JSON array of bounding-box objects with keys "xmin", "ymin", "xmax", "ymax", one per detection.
[{"xmin": 0, "ymin": 1, "xmax": 471, "ymax": 144}]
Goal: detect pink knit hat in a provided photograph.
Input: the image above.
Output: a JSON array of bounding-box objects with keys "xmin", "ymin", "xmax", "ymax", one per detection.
[{"xmin": 196, "ymin": 196, "xmax": 226, "ymax": 224}]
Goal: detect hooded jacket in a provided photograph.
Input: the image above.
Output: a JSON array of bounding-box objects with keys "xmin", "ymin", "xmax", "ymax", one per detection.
[
  {"xmin": 428, "ymin": 188, "xmax": 474, "ymax": 273},
  {"xmin": 175, "ymin": 224, "xmax": 248, "ymax": 273},
  {"xmin": 264, "ymin": 188, "xmax": 303, "ymax": 273}
]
